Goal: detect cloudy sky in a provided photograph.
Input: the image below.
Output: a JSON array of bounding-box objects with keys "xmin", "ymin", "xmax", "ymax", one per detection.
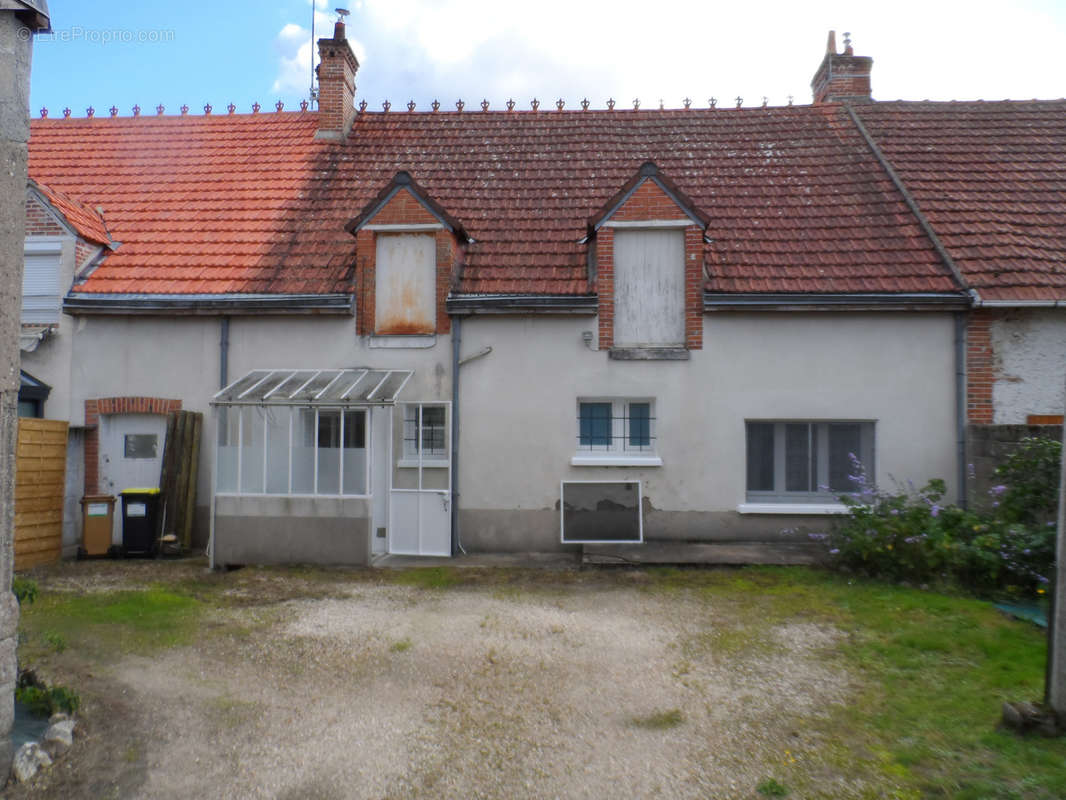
[{"xmin": 28, "ymin": 0, "xmax": 1066, "ymax": 116}]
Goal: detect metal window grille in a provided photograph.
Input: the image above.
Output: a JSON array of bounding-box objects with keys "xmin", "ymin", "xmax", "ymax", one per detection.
[
  {"xmin": 577, "ymin": 401, "xmax": 656, "ymax": 452},
  {"xmin": 404, "ymin": 405, "xmax": 447, "ymax": 457}
]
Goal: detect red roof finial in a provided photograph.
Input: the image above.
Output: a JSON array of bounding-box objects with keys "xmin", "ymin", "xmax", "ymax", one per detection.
[
  {"xmin": 156, "ymin": 104, "xmax": 165, "ymax": 115},
  {"xmin": 110, "ymin": 105, "xmax": 118, "ymax": 117},
  {"xmin": 39, "ymin": 107, "xmax": 48, "ymax": 118}
]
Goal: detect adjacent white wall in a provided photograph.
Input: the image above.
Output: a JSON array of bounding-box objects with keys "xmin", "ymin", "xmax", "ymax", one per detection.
[
  {"xmin": 458, "ymin": 312, "xmax": 959, "ymax": 513},
  {"xmin": 992, "ymin": 310, "xmax": 1066, "ymax": 424},
  {"xmin": 19, "ymin": 234, "xmax": 76, "ymax": 421},
  {"xmin": 66, "ymin": 314, "xmax": 453, "ymax": 505}
]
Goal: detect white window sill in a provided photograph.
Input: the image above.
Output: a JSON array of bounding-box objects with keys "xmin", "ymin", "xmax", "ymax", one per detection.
[
  {"xmin": 736, "ymin": 503, "xmax": 849, "ymax": 515},
  {"xmin": 570, "ymin": 455, "xmax": 663, "ymax": 467},
  {"xmin": 397, "ymin": 459, "xmax": 449, "ymax": 469},
  {"xmin": 369, "ymin": 335, "xmax": 436, "ymax": 349}
]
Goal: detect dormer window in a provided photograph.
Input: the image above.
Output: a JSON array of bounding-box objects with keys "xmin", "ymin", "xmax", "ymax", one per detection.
[
  {"xmin": 375, "ymin": 233, "xmax": 436, "ymax": 335},
  {"xmin": 613, "ymin": 229, "xmax": 685, "ymax": 348},
  {"xmin": 346, "ymin": 171, "xmax": 468, "ymax": 345},
  {"xmin": 589, "ymin": 162, "xmax": 706, "ymax": 359}
]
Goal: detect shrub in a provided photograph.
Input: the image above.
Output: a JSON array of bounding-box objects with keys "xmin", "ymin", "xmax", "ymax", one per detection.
[
  {"xmin": 12, "ymin": 576, "xmax": 37, "ymax": 606},
  {"xmin": 990, "ymin": 436, "xmax": 1061, "ymax": 527},
  {"xmin": 826, "ymin": 451, "xmax": 1055, "ymax": 597},
  {"xmin": 15, "ymin": 670, "xmax": 80, "ymax": 717}
]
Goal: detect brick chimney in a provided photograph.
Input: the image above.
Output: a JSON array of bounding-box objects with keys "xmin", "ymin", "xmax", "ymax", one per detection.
[
  {"xmin": 811, "ymin": 30, "xmax": 873, "ymax": 104},
  {"xmin": 315, "ymin": 17, "xmax": 359, "ymax": 139}
]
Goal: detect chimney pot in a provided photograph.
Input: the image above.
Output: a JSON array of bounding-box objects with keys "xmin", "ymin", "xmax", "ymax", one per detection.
[
  {"xmin": 316, "ymin": 13, "xmax": 360, "ymax": 139},
  {"xmin": 811, "ymin": 30, "xmax": 873, "ymax": 104}
]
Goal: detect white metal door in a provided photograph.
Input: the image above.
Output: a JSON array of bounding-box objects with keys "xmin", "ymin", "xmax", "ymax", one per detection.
[
  {"xmin": 370, "ymin": 406, "xmax": 390, "ymax": 555},
  {"xmin": 99, "ymin": 413, "xmax": 167, "ymax": 543},
  {"xmin": 388, "ymin": 403, "xmax": 451, "ymax": 556}
]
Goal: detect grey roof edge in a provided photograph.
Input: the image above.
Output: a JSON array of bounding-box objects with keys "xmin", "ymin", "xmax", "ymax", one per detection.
[
  {"xmin": 12, "ymin": 0, "xmax": 49, "ymax": 31},
  {"xmin": 704, "ymin": 292, "xmax": 970, "ymax": 311},
  {"xmin": 447, "ymin": 294, "xmax": 598, "ymax": 314},
  {"xmin": 63, "ymin": 292, "xmax": 354, "ymax": 315}
]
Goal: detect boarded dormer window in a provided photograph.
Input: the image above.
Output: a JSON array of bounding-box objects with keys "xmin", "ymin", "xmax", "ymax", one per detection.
[
  {"xmin": 613, "ymin": 229, "xmax": 685, "ymax": 347},
  {"xmin": 375, "ymin": 233, "xmax": 436, "ymax": 335}
]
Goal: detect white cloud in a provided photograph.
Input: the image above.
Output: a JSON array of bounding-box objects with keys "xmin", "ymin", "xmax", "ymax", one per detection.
[{"xmin": 271, "ymin": 0, "xmax": 1066, "ymax": 108}]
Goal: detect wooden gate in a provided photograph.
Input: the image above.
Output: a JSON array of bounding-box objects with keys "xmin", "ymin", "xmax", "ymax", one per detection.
[{"xmin": 15, "ymin": 419, "xmax": 68, "ymax": 569}]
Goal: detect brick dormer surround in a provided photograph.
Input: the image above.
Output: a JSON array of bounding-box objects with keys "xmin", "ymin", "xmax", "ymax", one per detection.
[
  {"xmin": 84, "ymin": 397, "xmax": 182, "ymax": 494},
  {"xmin": 591, "ymin": 164, "xmax": 706, "ymax": 351},
  {"xmin": 346, "ymin": 172, "xmax": 467, "ymax": 336}
]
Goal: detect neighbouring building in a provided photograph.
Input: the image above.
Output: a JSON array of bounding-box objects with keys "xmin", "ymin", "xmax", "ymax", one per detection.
[{"xmin": 20, "ymin": 25, "xmax": 1066, "ymax": 565}]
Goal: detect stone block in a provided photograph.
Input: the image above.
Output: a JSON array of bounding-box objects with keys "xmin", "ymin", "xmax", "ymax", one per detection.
[
  {"xmin": 0, "ymin": 636, "xmax": 15, "ymax": 686},
  {"xmin": 0, "ymin": 592, "xmax": 18, "ymax": 640}
]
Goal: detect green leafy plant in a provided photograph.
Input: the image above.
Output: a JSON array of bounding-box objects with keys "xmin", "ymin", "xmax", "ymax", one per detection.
[
  {"xmin": 990, "ymin": 436, "xmax": 1061, "ymax": 526},
  {"xmin": 12, "ymin": 576, "xmax": 37, "ymax": 606},
  {"xmin": 16, "ymin": 671, "xmax": 79, "ymax": 717},
  {"xmin": 756, "ymin": 777, "xmax": 789, "ymax": 797},
  {"xmin": 825, "ymin": 450, "xmax": 1055, "ymax": 597}
]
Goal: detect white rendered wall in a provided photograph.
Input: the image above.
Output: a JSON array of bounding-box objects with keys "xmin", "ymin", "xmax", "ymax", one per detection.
[
  {"xmin": 19, "ymin": 234, "xmax": 76, "ymax": 422},
  {"xmin": 66, "ymin": 314, "xmax": 453, "ymax": 505},
  {"xmin": 991, "ymin": 310, "xmax": 1066, "ymax": 424},
  {"xmin": 457, "ymin": 312, "xmax": 959, "ymax": 513}
]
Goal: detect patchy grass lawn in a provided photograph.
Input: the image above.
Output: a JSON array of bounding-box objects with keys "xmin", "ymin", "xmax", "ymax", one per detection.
[
  {"xmin": 645, "ymin": 567, "xmax": 1063, "ymax": 799},
  {"xmin": 11, "ymin": 560, "xmax": 1065, "ymax": 799}
]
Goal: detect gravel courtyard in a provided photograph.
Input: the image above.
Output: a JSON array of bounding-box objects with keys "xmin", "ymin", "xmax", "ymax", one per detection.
[{"xmin": 9, "ymin": 562, "xmax": 868, "ymax": 799}]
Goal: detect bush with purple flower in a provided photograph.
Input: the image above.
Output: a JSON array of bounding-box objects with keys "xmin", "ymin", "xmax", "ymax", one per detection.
[{"xmin": 820, "ymin": 441, "xmax": 1059, "ymax": 598}]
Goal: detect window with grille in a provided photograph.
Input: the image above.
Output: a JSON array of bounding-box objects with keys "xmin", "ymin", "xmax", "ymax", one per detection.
[
  {"xmin": 745, "ymin": 420, "xmax": 874, "ymax": 501},
  {"xmin": 577, "ymin": 399, "xmax": 655, "ymax": 454},
  {"xmin": 403, "ymin": 404, "xmax": 448, "ymax": 461}
]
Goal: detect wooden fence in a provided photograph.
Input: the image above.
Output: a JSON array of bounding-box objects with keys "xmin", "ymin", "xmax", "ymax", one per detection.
[{"xmin": 14, "ymin": 418, "xmax": 68, "ymax": 569}]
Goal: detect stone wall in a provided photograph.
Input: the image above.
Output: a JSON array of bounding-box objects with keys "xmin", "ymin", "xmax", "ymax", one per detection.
[
  {"xmin": 0, "ymin": 8, "xmax": 38, "ymax": 777},
  {"xmin": 966, "ymin": 424, "xmax": 1062, "ymax": 509}
]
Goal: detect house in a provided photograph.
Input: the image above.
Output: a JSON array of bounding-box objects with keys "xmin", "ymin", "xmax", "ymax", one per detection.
[{"xmin": 21, "ymin": 25, "xmax": 1066, "ymax": 565}]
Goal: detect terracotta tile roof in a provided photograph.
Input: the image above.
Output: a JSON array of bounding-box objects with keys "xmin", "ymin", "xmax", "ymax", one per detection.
[
  {"xmin": 31, "ymin": 179, "xmax": 113, "ymax": 247},
  {"xmin": 27, "ymin": 102, "xmax": 1064, "ymax": 299},
  {"xmin": 854, "ymin": 101, "xmax": 1066, "ymax": 301}
]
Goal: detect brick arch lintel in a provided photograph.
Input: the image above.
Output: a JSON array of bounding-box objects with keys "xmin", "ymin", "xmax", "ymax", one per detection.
[{"xmin": 84, "ymin": 396, "xmax": 182, "ymax": 494}]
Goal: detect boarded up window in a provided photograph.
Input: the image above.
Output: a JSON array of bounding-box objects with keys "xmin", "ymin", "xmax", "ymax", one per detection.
[
  {"xmin": 614, "ymin": 229, "xmax": 684, "ymax": 347},
  {"xmin": 375, "ymin": 234, "xmax": 436, "ymax": 335},
  {"xmin": 22, "ymin": 247, "xmax": 61, "ymax": 324}
]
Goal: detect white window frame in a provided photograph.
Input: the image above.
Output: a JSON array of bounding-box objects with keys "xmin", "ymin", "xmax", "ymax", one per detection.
[
  {"xmin": 398, "ymin": 402, "xmax": 449, "ymax": 468},
  {"xmin": 215, "ymin": 405, "xmax": 371, "ymax": 498},
  {"xmin": 571, "ymin": 398, "xmax": 662, "ymax": 467},
  {"xmin": 742, "ymin": 419, "xmax": 875, "ymax": 506}
]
